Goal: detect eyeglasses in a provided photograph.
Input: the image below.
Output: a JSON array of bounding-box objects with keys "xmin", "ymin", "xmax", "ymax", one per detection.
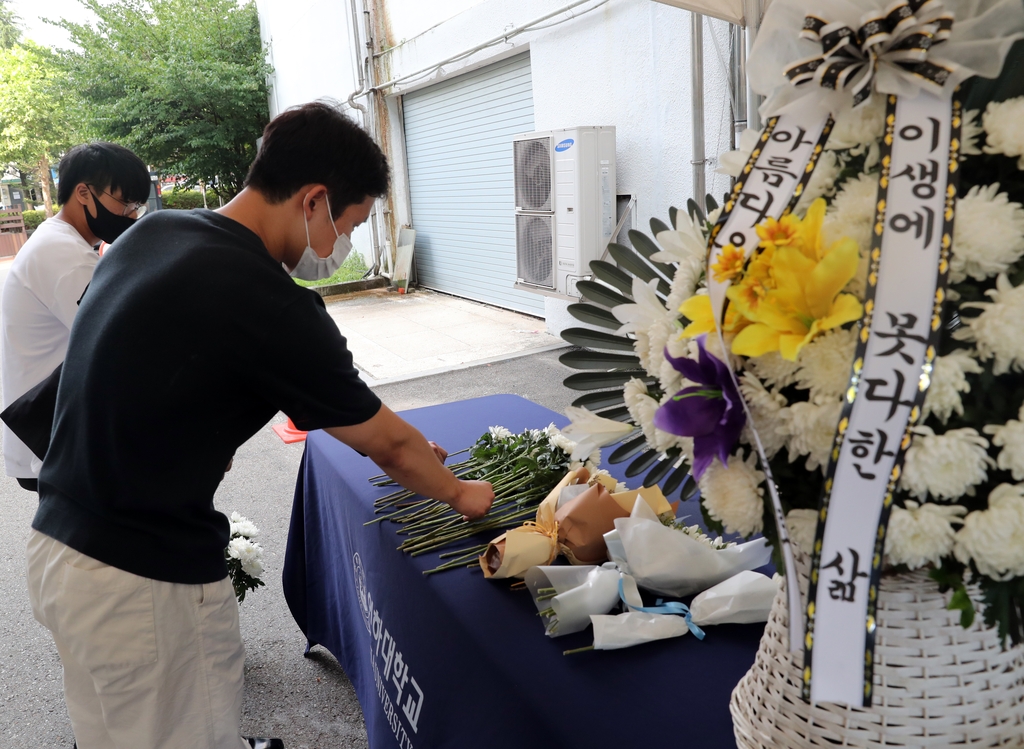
[{"xmin": 89, "ymin": 186, "xmax": 148, "ymax": 218}]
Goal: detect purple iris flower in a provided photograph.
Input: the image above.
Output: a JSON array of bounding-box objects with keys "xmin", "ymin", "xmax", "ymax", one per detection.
[{"xmin": 653, "ymin": 335, "xmax": 746, "ymax": 479}]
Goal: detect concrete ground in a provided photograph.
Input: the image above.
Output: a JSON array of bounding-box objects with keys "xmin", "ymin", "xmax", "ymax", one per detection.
[
  {"xmin": 0, "ymin": 252, "xmax": 578, "ymax": 748},
  {"xmin": 323, "ymin": 287, "xmax": 563, "ymax": 385}
]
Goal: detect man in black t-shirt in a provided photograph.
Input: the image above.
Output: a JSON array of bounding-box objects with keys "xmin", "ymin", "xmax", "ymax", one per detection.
[{"xmin": 26, "ymin": 103, "xmax": 494, "ymax": 749}]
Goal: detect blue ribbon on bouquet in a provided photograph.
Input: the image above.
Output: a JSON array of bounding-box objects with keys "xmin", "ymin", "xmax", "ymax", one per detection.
[{"xmin": 618, "ymin": 579, "xmax": 706, "ymax": 640}]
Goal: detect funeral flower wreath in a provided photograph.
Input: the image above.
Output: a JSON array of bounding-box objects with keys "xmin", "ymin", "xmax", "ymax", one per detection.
[{"xmin": 561, "ymin": 91, "xmax": 1024, "ymax": 645}]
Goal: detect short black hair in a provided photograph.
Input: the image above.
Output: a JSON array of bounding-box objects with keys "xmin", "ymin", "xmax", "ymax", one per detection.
[
  {"xmin": 245, "ymin": 101, "xmax": 389, "ymax": 218},
  {"xmin": 57, "ymin": 142, "xmax": 151, "ymax": 206}
]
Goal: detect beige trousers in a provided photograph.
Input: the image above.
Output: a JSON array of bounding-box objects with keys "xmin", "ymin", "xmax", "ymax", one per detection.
[{"xmin": 27, "ymin": 529, "xmax": 251, "ymax": 749}]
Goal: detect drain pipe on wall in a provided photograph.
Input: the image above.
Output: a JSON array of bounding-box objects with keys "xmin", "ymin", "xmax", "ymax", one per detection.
[
  {"xmin": 742, "ymin": 0, "xmax": 763, "ymax": 132},
  {"xmin": 690, "ymin": 12, "xmax": 706, "ymax": 214}
]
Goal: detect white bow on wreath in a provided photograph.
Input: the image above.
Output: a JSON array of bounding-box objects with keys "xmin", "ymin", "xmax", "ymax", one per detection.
[{"xmin": 749, "ymin": 0, "xmax": 1024, "ymax": 116}]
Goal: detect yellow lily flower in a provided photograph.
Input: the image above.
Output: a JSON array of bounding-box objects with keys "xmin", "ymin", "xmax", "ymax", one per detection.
[
  {"xmin": 679, "ymin": 294, "xmax": 749, "ymax": 339},
  {"xmin": 727, "ymin": 199, "xmax": 863, "ymax": 361}
]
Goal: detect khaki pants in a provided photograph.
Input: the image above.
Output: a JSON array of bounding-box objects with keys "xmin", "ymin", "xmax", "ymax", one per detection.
[{"xmin": 27, "ymin": 529, "xmax": 250, "ymax": 749}]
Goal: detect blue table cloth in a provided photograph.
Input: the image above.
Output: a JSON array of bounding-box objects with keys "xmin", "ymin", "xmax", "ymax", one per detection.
[{"xmin": 282, "ymin": 394, "xmax": 766, "ymax": 749}]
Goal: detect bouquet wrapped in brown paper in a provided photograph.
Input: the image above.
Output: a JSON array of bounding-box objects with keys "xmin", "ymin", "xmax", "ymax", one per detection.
[
  {"xmin": 481, "ymin": 468, "xmax": 675, "ymax": 578},
  {"xmin": 480, "ymin": 467, "xmax": 590, "ymax": 579}
]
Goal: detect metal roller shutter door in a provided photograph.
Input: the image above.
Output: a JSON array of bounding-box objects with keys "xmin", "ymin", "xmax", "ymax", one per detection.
[{"xmin": 403, "ymin": 52, "xmax": 543, "ymax": 315}]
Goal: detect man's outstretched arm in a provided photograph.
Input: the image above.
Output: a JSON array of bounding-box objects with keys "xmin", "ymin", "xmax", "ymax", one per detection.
[{"xmin": 325, "ymin": 405, "xmax": 494, "ymax": 519}]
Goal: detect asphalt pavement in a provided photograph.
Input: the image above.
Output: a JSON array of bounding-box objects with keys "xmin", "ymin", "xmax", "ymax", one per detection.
[{"xmin": 0, "ymin": 345, "xmax": 577, "ymax": 749}]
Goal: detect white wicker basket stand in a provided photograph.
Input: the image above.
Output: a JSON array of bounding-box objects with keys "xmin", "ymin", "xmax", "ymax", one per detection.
[{"xmin": 731, "ymin": 553, "xmax": 1024, "ymax": 747}]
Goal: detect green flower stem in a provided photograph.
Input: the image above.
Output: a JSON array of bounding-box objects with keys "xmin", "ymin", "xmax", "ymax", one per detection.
[
  {"xmin": 537, "ymin": 608, "xmax": 555, "ymax": 617},
  {"xmin": 563, "ymin": 645, "xmax": 594, "ymax": 656},
  {"xmin": 438, "ymin": 544, "xmax": 488, "ymax": 559}
]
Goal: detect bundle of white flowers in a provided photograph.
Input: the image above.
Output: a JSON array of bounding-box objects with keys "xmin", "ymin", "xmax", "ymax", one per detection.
[
  {"xmin": 226, "ymin": 511, "xmax": 266, "ymax": 602},
  {"xmin": 560, "ymin": 94, "xmax": 1024, "ymax": 644}
]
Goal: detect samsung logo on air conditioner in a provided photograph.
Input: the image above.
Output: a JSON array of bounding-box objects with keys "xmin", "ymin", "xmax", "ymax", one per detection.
[{"xmin": 555, "ymin": 138, "xmax": 574, "ymax": 152}]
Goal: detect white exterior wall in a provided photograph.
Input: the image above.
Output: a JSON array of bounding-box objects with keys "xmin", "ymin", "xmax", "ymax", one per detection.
[{"xmin": 257, "ymin": 0, "xmax": 739, "ymax": 325}]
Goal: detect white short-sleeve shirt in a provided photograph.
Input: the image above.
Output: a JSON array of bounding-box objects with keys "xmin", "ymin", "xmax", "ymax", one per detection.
[{"xmin": 1, "ymin": 217, "xmax": 98, "ymax": 478}]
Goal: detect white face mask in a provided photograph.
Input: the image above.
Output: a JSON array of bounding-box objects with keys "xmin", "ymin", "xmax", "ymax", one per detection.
[{"xmin": 288, "ymin": 195, "xmax": 353, "ymax": 281}]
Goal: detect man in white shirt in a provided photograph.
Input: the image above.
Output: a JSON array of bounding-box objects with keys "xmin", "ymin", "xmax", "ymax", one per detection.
[{"xmin": 1, "ymin": 142, "xmax": 151, "ymax": 491}]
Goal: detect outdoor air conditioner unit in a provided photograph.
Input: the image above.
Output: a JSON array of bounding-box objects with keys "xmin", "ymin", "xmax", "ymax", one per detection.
[{"xmin": 513, "ymin": 126, "xmax": 616, "ymax": 298}]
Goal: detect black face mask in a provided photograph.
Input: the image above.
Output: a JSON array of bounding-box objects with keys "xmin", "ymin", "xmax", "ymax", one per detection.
[{"xmin": 85, "ymin": 194, "xmax": 138, "ymax": 244}]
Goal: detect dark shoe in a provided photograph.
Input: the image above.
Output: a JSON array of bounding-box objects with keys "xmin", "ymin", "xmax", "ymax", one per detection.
[{"xmin": 245, "ymin": 739, "xmax": 285, "ymax": 749}]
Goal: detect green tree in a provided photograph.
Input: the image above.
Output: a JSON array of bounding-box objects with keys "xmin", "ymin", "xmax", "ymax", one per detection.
[
  {"xmin": 56, "ymin": 0, "xmax": 271, "ymax": 198},
  {"xmin": 0, "ymin": 43, "xmax": 78, "ymax": 217},
  {"xmin": 0, "ymin": 0, "xmax": 20, "ymax": 49}
]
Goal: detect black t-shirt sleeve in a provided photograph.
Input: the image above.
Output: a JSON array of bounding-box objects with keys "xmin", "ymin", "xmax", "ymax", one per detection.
[{"xmin": 248, "ymin": 293, "xmax": 381, "ymax": 431}]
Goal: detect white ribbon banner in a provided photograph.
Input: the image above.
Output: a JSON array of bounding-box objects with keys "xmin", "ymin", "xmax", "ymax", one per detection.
[
  {"xmin": 803, "ymin": 91, "xmax": 961, "ymax": 706},
  {"xmin": 707, "ymin": 112, "xmax": 832, "ymax": 653}
]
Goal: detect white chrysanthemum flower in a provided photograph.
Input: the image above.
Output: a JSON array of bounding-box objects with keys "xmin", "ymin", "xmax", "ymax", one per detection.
[
  {"xmin": 822, "ymin": 173, "xmax": 877, "ymax": 253},
  {"xmin": 548, "ymin": 431, "xmax": 577, "ymax": 457},
  {"xmin": 961, "ymin": 109, "xmax": 983, "ymax": 156},
  {"xmin": 953, "ymin": 273, "xmax": 1024, "ymax": 375},
  {"xmin": 665, "ymin": 255, "xmax": 704, "ymax": 315},
  {"xmin": 777, "ymin": 397, "xmax": 843, "ymax": 473},
  {"xmin": 785, "ymin": 508, "xmax": 819, "ymax": 555},
  {"xmin": 923, "ymin": 349, "xmax": 982, "ymax": 424},
  {"xmin": 706, "ymin": 206, "xmax": 722, "ymax": 226},
  {"xmin": 982, "ymin": 96, "xmax": 1024, "ymax": 169},
  {"xmin": 794, "ymin": 150, "xmax": 841, "ymax": 215},
  {"xmin": 716, "ymin": 128, "xmax": 761, "ymax": 177},
  {"xmin": 649, "ymin": 315, "xmax": 679, "ymax": 395},
  {"xmin": 488, "ymin": 425, "xmax": 513, "ymax": 441},
  {"xmin": 954, "ymin": 483, "xmax": 1024, "ymax": 579},
  {"xmin": 901, "ymin": 426, "xmax": 993, "ymax": 500},
  {"xmin": 738, "ymin": 372, "xmax": 788, "ymax": 458},
  {"xmin": 230, "ymin": 511, "xmax": 245, "ymax": 524},
  {"xmin": 747, "ymin": 351, "xmax": 800, "ymax": 389},
  {"xmin": 949, "ymin": 184, "xmax": 1024, "ymax": 283},
  {"xmin": 793, "ymin": 328, "xmax": 856, "ymax": 401},
  {"xmin": 828, "ymin": 95, "xmax": 886, "ymax": 149},
  {"xmin": 624, "ymin": 378, "xmax": 663, "ymax": 453},
  {"xmin": 699, "ymin": 451, "xmax": 765, "ymax": 537},
  {"xmin": 231, "ymin": 519, "xmax": 260, "ymax": 539},
  {"xmin": 228, "ymin": 537, "xmax": 265, "ymax": 578},
  {"xmin": 613, "ymin": 277, "xmax": 665, "ymax": 373},
  {"xmin": 984, "ymin": 404, "xmax": 1024, "ymax": 480},
  {"xmin": 885, "ymin": 500, "xmax": 965, "ymax": 570}
]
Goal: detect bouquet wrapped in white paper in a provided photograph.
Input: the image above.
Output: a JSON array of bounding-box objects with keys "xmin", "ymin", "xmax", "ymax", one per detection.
[{"xmin": 608, "ymin": 498, "xmax": 771, "ymax": 597}]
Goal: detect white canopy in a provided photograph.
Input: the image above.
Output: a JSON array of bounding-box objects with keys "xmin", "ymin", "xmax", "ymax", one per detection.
[{"xmin": 650, "ymin": 0, "xmax": 770, "ymax": 27}]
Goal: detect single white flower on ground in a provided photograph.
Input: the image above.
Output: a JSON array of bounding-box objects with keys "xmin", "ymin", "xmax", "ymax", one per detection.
[
  {"xmin": 984, "ymin": 405, "xmax": 1024, "ymax": 481},
  {"xmin": 953, "ymin": 273, "xmax": 1024, "ymax": 375},
  {"xmin": 822, "ymin": 172, "xmax": 877, "ymax": 257},
  {"xmin": 699, "ymin": 451, "xmax": 765, "ymax": 538},
  {"xmin": 982, "ymin": 96, "xmax": 1024, "ymax": 169},
  {"xmin": 747, "ymin": 351, "xmax": 800, "ymax": 389},
  {"xmin": 793, "ymin": 328, "xmax": 857, "ymax": 402},
  {"xmin": 785, "ymin": 508, "xmax": 818, "ymax": 556},
  {"xmin": 954, "ymin": 483, "xmax": 1024, "ymax": 580},
  {"xmin": 901, "ymin": 426, "xmax": 993, "ymax": 501},
  {"xmin": 885, "ymin": 500, "xmax": 966, "ymax": 570},
  {"xmin": 561, "ymin": 406, "xmax": 635, "ymax": 461},
  {"xmin": 961, "ymin": 108, "xmax": 983, "ymax": 156},
  {"xmin": 949, "ymin": 184, "xmax": 1024, "ymax": 283},
  {"xmin": 715, "ymin": 128, "xmax": 761, "ymax": 178},
  {"xmin": 738, "ymin": 372, "xmax": 788, "ymax": 458},
  {"xmin": 794, "ymin": 150, "xmax": 841, "ymax": 215},
  {"xmin": 776, "ymin": 397, "xmax": 843, "ymax": 474},
  {"xmin": 922, "ymin": 349, "xmax": 983, "ymax": 424}
]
